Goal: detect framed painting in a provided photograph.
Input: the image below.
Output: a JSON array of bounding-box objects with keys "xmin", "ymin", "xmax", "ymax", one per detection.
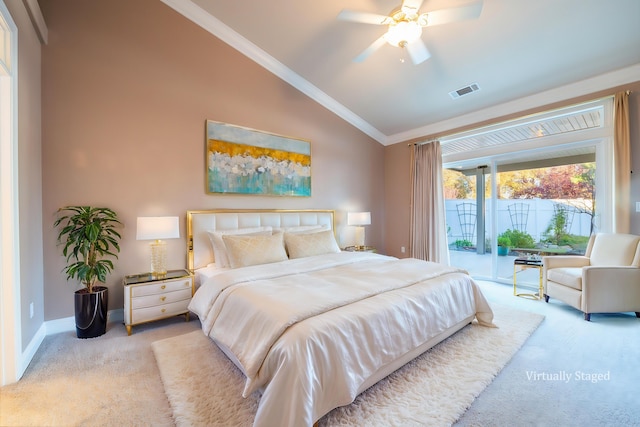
[{"xmin": 206, "ymin": 121, "xmax": 311, "ymax": 196}]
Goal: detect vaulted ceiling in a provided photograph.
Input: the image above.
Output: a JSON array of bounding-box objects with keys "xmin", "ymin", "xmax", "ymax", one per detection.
[{"xmin": 162, "ymin": 0, "xmax": 640, "ymax": 145}]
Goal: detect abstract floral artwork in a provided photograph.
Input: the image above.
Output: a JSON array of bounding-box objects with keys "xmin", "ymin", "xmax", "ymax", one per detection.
[{"xmin": 206, "ymin": 121, "xmax": 311, "ymax": 196}]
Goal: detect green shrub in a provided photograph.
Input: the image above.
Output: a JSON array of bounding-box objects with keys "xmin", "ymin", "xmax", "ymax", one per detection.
[
  {"xmin": 454, "ymin": 239, "xmax": 473, "ymax": 249},
  {"xmin": 498, "ymin": 229, "xmax": 536, "ymax": 248},
  {"xmin": 497, "ymin": 235, "xmax": 511, "ymax": 247},
  {"xmin": 550, "ymin": 233, "xmax": 590, "ymax": 250}
]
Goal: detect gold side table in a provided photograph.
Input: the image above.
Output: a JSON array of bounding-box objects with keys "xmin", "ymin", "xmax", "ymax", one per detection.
[{"xmin": 513, "ymin": 258, "xmax": 543, "ymax": 300}]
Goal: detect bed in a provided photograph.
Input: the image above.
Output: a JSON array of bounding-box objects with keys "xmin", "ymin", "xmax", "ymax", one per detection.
[{"xmin": 186, "ymin": 209, "xmax": 494, "ymax": 427}]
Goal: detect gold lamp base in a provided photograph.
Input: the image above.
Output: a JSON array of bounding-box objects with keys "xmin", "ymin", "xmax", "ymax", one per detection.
[{"xmin": 150, "ymin": 239, "xmax": 167, "ymax": 278}]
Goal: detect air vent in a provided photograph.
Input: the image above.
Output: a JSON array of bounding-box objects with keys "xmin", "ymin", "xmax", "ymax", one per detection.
[{"xmin": 449, "ymin": 83, "xmax": 480, "ymax": 99}]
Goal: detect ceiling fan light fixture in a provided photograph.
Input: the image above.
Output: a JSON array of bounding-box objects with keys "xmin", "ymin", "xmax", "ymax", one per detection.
[{"xmin": 383, "ymin": 20, "xmax": 422, "ymax": 47}]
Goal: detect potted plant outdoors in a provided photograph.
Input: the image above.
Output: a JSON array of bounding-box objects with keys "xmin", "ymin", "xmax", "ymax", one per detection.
[
  {"xmin": 54, "ymin": 206, "xmax": 122, "ymax": 338},
  {"xmin": 497, "ymin": 234, "xmax": 512, "ymax": 256}
]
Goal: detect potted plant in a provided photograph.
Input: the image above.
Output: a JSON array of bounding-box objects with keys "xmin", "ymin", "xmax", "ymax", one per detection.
[
  {"xmin": 497, "ymin": 234, "xmax": 511, "ymax": 256},
  {"xmin": 54, "ymin": 206, "xmax": 122, "ymax": 338}
]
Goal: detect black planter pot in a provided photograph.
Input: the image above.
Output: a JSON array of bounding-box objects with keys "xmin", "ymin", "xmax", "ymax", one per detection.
[{"xmin": 74, "ymin": 286, "xmax": 108, "ymax": 339}]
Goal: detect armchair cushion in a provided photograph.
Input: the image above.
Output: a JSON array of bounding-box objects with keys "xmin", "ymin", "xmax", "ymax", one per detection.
[
  {"xmin": 589, "ymin": 233, "xmax": 640, "ymax": 266},
  {"xmin": 547, "ymin": 267, "xmax": 582, "ymax": 291}
]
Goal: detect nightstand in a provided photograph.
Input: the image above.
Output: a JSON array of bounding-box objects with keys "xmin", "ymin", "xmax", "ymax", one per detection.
[
  {"xmin": 343, "ymin": 245, "xmax": 377, "ymax": 253},
  {"xmin": 123, "ymin": 269, "xmax": 194, "ymax": 335}
]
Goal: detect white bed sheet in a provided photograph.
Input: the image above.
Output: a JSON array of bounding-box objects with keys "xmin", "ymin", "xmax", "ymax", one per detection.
[
  {"xmin": 193, "ymin": 263, "xmax": 229, "ymax": 289},
  {"xmin": 189, "ymin": 252, "xmax": 494, "ymax": 427}
]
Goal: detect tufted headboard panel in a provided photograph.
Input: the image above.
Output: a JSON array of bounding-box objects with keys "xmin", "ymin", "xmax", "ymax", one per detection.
[{"xmin": 186, "ymin": 209, "xmax": 335, "ymax": 271}]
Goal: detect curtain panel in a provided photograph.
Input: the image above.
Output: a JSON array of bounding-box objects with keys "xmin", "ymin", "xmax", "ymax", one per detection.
[
  {"xmin": 614, "ymin": 91, "xmax": 631, "ymax": 234},
  {"xmin": 409, "ymin": 141, "xmax": 449, "ymax": 264}
]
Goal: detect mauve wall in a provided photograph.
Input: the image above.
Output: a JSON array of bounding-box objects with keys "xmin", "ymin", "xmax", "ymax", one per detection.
[
  {"xmin": 384, "ymin": 87, "xmax": 640, "ymax": 259},
  {"xmin": 40, "ymin": 0, "xmax": 384, "ymax": 321}
]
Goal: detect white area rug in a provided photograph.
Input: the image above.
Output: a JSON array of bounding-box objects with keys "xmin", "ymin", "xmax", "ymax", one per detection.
[{"xmin": 152, "ymin": 303, "xmax": 543, "ymax": 427}]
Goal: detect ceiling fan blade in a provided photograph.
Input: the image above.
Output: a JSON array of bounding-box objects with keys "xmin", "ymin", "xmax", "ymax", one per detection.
[
  {"xmin": 401, "ymin": 0, "xmax": 424, "ymax": 16},
  {"xmin": 337, "ymin": 10, "xmax": 392, "ymax": 25},
  {"xmin": 421, "ymin": 1, "xmax": 483, "ymax": 27},
  {"xmin": 353, "ymin": 35, "xmax": 387, "ymax": 63},
  {"xmin": 406, "ymin": 39, "xmax": 431, "ymax": 65}
]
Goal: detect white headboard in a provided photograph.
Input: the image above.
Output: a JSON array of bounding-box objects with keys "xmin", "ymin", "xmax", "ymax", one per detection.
[{"xmin": 186, "ymin": 209, "xmax": 335, "ymax": 271}]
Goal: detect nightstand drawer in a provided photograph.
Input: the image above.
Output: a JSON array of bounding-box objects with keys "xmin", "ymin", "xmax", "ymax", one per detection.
[
  {"xmin": 130, "ymin": 299, "xmax": 190, "ymax": 324},
  {"xmin": 131, "ymin": 288, "xmax": 192, "ymax": 309},
  {"xmin": 130, "ymin": 278, "xmax": 192, "ymax": 297}
]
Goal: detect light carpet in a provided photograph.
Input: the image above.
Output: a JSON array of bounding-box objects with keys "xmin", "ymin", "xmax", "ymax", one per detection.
[
  {"xmin": 0, "ymin": 318, "xmax": 197, "ymax": 427},
  {"xmin": 152, "ymin": 303, "xmax": 544, "ymax": 427}
]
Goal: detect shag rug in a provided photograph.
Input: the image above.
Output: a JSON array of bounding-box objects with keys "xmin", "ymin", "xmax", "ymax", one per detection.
[{"xmin": 152, "ymin": 303, "xmax": 543, "ymax": 426}]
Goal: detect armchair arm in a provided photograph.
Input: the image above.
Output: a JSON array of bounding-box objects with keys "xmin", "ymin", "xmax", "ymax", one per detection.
[
  {"xmin": 542, "ymin": 256, "xmax": 590, "ymax": 295},
  {"xmin": 582, "ymin": 266, "xmax": 640, "ymax": 313},
  {"xmin": 542, "ymin": 255, "xmax": 590, "ymax": 269}
]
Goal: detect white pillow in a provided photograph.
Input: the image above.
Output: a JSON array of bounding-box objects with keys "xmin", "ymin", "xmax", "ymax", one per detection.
[
  {"xmin": 222, "ymin": 233, "xmax": 288, "ymax": 269},
  {"xmin": 284, "ymin": 230, "xmax": 341, "ymax": 259},
  {"xmin": 207, "ymin": 227, "xmax": 272, "ymax": 268}
]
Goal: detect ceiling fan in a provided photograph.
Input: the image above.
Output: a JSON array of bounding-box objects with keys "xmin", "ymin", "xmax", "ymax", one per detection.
[{"xmin": 338, "ymin": 0, "xmax": 483, "ymax": 65}]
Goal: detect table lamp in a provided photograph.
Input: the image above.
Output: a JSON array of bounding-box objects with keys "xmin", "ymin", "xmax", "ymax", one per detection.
[
  {"xmin": 347, "ymin": 212, "xmax": 371, "ymax": 250},
  {"xmin": 136, "ymin": 216, "xmax": 180, "ymax": 277}
]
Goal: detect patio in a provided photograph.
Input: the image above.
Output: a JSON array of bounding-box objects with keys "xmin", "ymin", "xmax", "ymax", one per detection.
[{"xmin": 449, "ymin": 249, "xmax": 544, "ymax": 292}]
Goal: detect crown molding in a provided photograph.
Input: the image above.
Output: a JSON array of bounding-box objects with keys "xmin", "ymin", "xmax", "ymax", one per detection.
[{"xmin": 22, "ymin": 0, "xmax": 48, "ymax": 44}]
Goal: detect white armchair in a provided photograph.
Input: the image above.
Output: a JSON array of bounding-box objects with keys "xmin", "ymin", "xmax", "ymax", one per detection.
[{"xmin": 542, "ymin": 233, "xmax": 640, "ymax": 321}]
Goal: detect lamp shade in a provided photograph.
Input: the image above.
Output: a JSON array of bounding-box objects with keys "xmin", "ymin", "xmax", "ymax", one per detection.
[
  {"xmin": 136, "ymin": 217, "xmax": 180, "ymax": 240},
  {"xmin": 347, "ymin": 212, "xmax": 371, "ymax": 226}
]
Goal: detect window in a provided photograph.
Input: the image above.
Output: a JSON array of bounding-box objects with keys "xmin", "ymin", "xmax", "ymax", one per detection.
[{"xmin": 442, "ymin": 98, "xmax": 613, "ymax": 284}]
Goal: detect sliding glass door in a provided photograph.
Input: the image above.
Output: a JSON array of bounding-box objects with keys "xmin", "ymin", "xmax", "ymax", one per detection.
[
  {"xmin": 444, "ymin": 167, "xmax": 491, "ymax": 278},
  {"xmin": 441, "ymin": 98, "xmax": 613, "ymax": 285},
  {"xmin": 446, "ymin": 154, "xmax": 598, "ymax": 286}
]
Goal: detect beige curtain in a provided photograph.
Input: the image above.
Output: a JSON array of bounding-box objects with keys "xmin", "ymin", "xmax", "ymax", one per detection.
[
  {"xmin": 614, "ymin": 91, "xmax": 631, "ymax": 233},
  {"xmin": 409, "ymin": 141, "xmax": 449, "ymax": 264}
]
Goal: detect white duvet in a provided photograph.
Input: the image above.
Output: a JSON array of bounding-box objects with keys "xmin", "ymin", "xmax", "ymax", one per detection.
[{"xmin": 189, "ymin": 252, "xmax": 494, "ymax": 427}]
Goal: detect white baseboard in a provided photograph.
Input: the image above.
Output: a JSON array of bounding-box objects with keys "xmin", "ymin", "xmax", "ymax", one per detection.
[
  {"xmin": 16, "ymin": 308, "xmax": 125, "ymax": 383},
  {"xmin": 108, "ymin": 308, "xmax": 124, "ymax": 325},
  {"xmin": 44, "ymin": 308, "xmax": 125, "ymax": 335},
  {"xmin": 19, "ymin": 322, "xmax": 46, "ymax": 378}
]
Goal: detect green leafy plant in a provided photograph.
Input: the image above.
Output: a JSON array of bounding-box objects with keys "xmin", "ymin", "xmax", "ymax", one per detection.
[
  {"xmin": 499, "ymin": 229, "xmax": 536, "ymax": 248},
  {"xmin": 543, "ymin": 207, "xmax": 569, "ymax": 246},
  {"xmin": 454, "ymin": 239, "xmax": 473, "ymax": 249},
  {"xmin": 497, "ymin": 235, "xmax": 512, "ymax": 247},
  {"xmin": 54, "ymin": 206, "xmax": 122, "ymax": 293}
]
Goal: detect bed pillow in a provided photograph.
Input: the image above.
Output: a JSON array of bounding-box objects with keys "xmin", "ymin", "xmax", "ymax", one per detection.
[
  {"xmin": 273, "ymin": 224, "xmax": 330, "ymax": 234},
  {"xmin": 222, "ymin": 232, "xmax": 288, "ymax": 269},
  {"xmin": 284, "ymin": 230, "xmax": 341, "ymax": 259},
  {"xmin": 207, "ymin": 227, "xmax": 272, "ymax": 268}
]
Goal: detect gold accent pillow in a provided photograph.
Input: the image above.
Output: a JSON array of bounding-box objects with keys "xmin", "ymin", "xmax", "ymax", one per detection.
[
  {"xmin": 284, "ymin": 230, "xmax": 341, "ymax": 259},
  {"xmin": 222, "ymin": 232, "xmax": 288, "ymax": 269}
]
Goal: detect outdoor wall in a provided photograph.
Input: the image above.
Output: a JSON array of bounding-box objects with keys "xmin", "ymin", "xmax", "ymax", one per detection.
[
  {"xmin": 445, "ymin": 199, "xmax": 593, "ymax": 245},
  {"xmin": 39, "ymin": 0, "xmax": 385, "ymax": 321}
]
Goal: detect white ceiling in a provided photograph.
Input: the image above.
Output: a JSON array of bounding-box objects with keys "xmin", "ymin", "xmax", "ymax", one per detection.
[{"xmin": 162, "ymin": 0, "xmax": 640, "ymax": 145}]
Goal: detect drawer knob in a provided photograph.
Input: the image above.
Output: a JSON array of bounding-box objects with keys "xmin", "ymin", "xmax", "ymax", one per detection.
[
  {"xmin": 160, "ymin": 296, "xmax": 166, "ymax": 302},
  {"xmin": 161, "ymin": 285, "xmax": 166, "ymax": 290},
  {"xmin": 161, "ymin": 308, "xmax": 166, "ymax": 313}
]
